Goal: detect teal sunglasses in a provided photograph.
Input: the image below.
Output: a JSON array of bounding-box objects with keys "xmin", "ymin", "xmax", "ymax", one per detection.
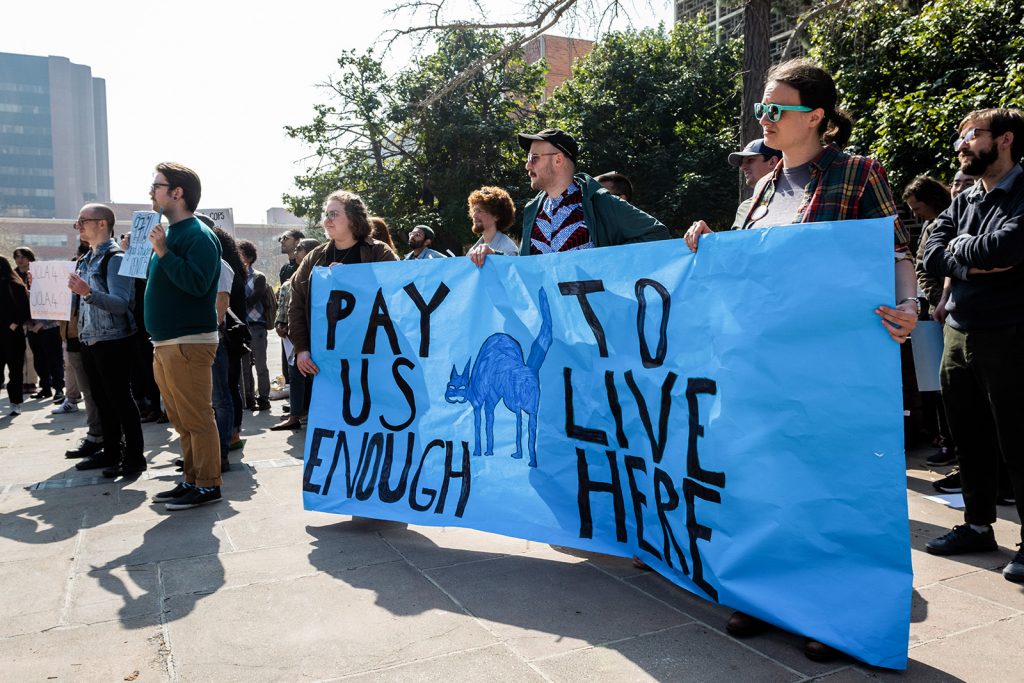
[{"xmin": 753, "ymin": 102, "xmax": 814, "ymax": 123}]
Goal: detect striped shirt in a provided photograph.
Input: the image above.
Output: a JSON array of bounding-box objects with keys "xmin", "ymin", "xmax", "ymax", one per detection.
[{"xmin": 530, "ymin": 181, "xmax": 593, "ymax": 254}]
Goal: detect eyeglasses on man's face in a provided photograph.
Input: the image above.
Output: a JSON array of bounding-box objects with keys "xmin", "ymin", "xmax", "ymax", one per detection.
[
  {"xmin": 323, "ymin": 210, "xmax": 343, "ymax": 222},
  {"xmin": 526, "ymin": 152, "xmax": 560, "ymax": 165},
  {"xmin": 951, "ymin": 127, "xmax": 992, "ymax": 152},
  {"xmin": 150, "ymin": 182, "xmax": 170, "ymax": 192},
  {"xmin": 753, "ymin": 102, "xmax": 814, "ymax": 123},
  {"xmin": 74, "ymin": 218, "xmax": 103, "ymax": 229}
]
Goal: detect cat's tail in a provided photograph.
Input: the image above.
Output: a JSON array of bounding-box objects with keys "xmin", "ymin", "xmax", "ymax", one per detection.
[{"xmin": 526, "ymin": 288, "xmax": 552, "ymax": 373}]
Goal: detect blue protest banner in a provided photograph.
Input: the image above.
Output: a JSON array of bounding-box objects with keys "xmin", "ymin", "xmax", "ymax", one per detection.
[{"xmin": 302, "ymin": 218, "xmax": 912, "ymax": 669}]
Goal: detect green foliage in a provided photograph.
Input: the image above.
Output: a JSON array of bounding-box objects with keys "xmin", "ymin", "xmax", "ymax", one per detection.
[
  {"xmin": 542, "ymin": 23, "xmax": 742, "ymax": 230},
  {"xmin": 285, "ymin": 31, "xmax": 546, "ymax": 250},
  {"xmin": 810, "ymin": 0, "xmax": 1024, "ymax": 192}
]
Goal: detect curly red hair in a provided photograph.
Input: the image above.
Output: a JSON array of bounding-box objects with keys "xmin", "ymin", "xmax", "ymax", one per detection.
[{"xmin": 467, "ymin": 186, "xmax": 515, "ymax": 232}]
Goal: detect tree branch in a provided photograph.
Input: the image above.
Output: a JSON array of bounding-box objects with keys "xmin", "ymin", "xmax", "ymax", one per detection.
[{"xmin": 781, "ymin": 0, "xmax": 844, "ymax": 61}]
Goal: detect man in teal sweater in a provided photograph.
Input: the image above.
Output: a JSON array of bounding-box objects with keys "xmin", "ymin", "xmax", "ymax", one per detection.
[{"xmin": 145, "ymin": 162, "xmax": 224, "ymax": 510}]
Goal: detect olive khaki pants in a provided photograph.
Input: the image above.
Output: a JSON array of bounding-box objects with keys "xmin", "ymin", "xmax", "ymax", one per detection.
[{"xmin": 153, "ymin": 343, "xmax": 222, "ymax": 488}]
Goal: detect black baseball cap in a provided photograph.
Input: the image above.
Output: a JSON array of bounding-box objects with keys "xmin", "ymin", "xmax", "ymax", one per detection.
[
  {"xmin": 517, "ymin": 128, "xmax": 579, "ymax": 163},
  {"xmin": 728, "ymin": 138, "xmax": 781, "ymax": 167}
]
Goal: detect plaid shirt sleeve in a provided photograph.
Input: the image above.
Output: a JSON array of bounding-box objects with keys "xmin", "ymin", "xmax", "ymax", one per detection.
[{"xmin": 801, "ymin": 149, "xmax": 911, "ymax": 260}]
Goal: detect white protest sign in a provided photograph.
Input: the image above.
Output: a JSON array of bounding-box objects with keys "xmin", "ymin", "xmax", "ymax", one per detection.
[
  {"xmin": 198, "ymin": 207, "xmax": 234, "ymax": 234},
  {"xmin": 28, "ymin": 261, "xmax": 76, "ymax": 321},
  {"xmin": 119, "ymin": 211, "xmax": 162, "ymax": 279}
]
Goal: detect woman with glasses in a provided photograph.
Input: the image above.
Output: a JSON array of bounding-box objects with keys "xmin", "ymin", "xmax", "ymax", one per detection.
[
  {"xmin": 684, "ymin": 59, "xmax": 919, "ymax": 662},
  {"xmin": 288, "ymin": 191, "xmax": 397, "ymax": 379}
]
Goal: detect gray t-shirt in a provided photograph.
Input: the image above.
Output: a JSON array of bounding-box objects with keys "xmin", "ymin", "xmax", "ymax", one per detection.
[
  {"xmin": 747, "ymin": 163, "xmax": 812, "ymax": 229},
  {"xmin": 473, "ymin": 231, "xmax": 520, "ymax": 256}
]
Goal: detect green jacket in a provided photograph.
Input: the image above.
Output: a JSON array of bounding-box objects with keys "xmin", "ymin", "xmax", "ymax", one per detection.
[
  {"xmin": 144, "ymin": 217, "xmax": 222, "ymax": 342},
  {"xmin": 519, "ymin": 173, "xmax": 670, "ymax": 255}
]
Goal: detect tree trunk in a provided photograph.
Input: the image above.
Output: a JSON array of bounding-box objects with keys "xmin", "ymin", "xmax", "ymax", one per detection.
[
  {"xmin": 741, "ymin": 0, "xmax": 771, "ymax": 147},
  {"xmin": 739, "ymin": 0, "xmax": 772, "ymax": 201}
]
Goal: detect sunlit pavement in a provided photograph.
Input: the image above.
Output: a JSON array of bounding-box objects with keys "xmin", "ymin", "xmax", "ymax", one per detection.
[{"xmin": 1, "ymin": 344, "xmax": 1021, "ymax": 681}]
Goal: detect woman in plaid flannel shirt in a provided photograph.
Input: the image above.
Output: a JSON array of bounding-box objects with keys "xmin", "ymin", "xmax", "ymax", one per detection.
[{"xmin": 685, "ymin": 59, "xmax": 920, "ymax": 663}]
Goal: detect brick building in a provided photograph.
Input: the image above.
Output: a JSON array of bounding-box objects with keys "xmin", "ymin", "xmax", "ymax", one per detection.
[{"xmin": 523, "ymin": 35, "xmax": 595, "ymax": 100}]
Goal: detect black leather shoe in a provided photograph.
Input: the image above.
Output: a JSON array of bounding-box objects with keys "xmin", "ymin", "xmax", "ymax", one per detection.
[
  {"xmin": 804, "ymin": 639, "xmax": 840, "ymax": 662},
  {"xmin": 32, "ymin": 388, "xmax": 53, "ymax": 399},
  {"xmin": 66, "ymin": 440, "xmax": 104, "ymax": 459},
  {"xmin": 76, "ymin": 456, "xmax": 117, "ymax": 471},
  {"xmin": 102, "ymin": 462, "xmax": 147, "ymax": 478},
  {"xmin": 725, "ymin": 611, "xmax": 768, "ymax": 638}
]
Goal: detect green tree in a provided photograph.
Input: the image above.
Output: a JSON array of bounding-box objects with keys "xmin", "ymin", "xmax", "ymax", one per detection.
[
  {"xmin": 285, "ymin": 31, "xmax": 545, "ymax": 250},
  {"xmin": 542, "ymin": 22, "xmax": 741, "ymax": 230},
  {"xmin": 810, "ymin": 0, "xmax": 1024, "ymax": 192}
]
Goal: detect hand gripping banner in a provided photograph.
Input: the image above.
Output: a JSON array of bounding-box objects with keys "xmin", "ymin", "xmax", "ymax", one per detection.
[{"xmin": 302, "ymin": 218, "xmax": 912, "ymax": 669}]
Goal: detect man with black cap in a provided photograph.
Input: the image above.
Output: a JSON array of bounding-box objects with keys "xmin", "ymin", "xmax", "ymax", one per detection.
[
  {"xmin": 405, "ymin": 225, "xmax": 445, "ymax": 260},
  {"xmin": 469, "ymin": 129, "xmax": 668, "ymax": 265},
  {"xmin": 729, "ymin": 138, "xmax": 781, "ymax": 230}
]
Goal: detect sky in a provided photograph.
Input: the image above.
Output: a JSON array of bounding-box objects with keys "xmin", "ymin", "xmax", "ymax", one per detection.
[{"xmin": 5, "ymin": 1, "xmax": 672, "ymax": 224}]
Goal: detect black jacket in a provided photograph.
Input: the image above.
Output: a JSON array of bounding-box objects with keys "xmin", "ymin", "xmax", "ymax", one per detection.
[
  {"xmin": 924, "ymin": 165, "xmax": 1024, "ymax": 330},
  {"xmin": 1, "ymin": 280, "xmax": 30, "ymax": 330}
]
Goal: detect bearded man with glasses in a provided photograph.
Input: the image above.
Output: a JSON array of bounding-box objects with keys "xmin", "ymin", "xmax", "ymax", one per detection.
[{"xmin": 923, "ymin": 108, "xmax": 1024, "ymax": 585}]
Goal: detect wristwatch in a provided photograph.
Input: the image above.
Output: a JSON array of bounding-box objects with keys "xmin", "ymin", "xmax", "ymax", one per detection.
[{"xmin": 897, "ymin": 297, "xmax": 921, "ymax": 314}]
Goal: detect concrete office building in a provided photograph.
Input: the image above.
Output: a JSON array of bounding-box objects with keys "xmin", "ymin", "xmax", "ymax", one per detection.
[
  {"xmin": 674, "ymin": 0, "xmax": 806, "ymax": 61},
  {"xmin": 0, "ymin": 51, "xmax": 110, "ymax": 219}
]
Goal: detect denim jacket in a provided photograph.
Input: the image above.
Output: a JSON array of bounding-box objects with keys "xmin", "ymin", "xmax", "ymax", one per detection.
[{"xmin": 79, "ymin": 239, "xmax": 136, "ymax": 344}]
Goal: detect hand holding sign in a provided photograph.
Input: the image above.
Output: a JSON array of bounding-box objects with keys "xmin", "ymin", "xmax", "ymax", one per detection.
[
  {"xmin": 297, "ymin": 350, "xmax": 319, "ymax": 376},
  {"xmin": 149, "ymin": 222, "xmax": 167, "ymax": 257}
]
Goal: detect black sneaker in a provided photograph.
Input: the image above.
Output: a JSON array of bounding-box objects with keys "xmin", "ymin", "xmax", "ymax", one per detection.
[
  {"xmin": 255, "ymin": 398, "xmax": 271, "ymax": 411},
  {"xmin": 52, "ymin": 391, "xmax": 65, "ymax": 404},
  {"xmin": 925, "ymin": 524, "xmax": 998, "ymax": 556},
  {"xmin": 997, "ymin": 490, "xmax": 1016, "ymax": 506},
  {"xmin": 165, "ymin": 486, "xmax": 222, "ymax": 510},
  {"xmin": 154, "ymin": 482, "xmax": 193, "ymax": 501},
  {"xmin": 926, "ymin": 447, "xmax": 956, "ymax": 467},
  {"xmin": 1004, "ymin": 546, "xmax": 1024, "ymax": 584},
  {"xmin": 932, "ymin": 468, "xmax": 962, "ymax": 494},
  {"xmin": 65, "ymin": 440, "xmax": 104, "ymax": 459}
]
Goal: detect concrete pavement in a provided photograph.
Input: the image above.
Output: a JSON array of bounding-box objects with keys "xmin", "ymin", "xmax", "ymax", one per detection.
[{"xmin": 0, "ymin": 365, "xmax": 1022, "ymax": 681}]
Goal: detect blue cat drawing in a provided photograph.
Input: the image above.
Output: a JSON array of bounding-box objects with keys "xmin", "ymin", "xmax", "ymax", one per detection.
[{"xmin": 445, "ymin": 288, "xmax": 552, "ymax": 468}]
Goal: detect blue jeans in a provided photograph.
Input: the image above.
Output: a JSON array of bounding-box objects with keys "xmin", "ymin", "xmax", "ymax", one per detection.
[{"xmin": 211, "ymin": 339, "xmax": 232, "ymax": 457}]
